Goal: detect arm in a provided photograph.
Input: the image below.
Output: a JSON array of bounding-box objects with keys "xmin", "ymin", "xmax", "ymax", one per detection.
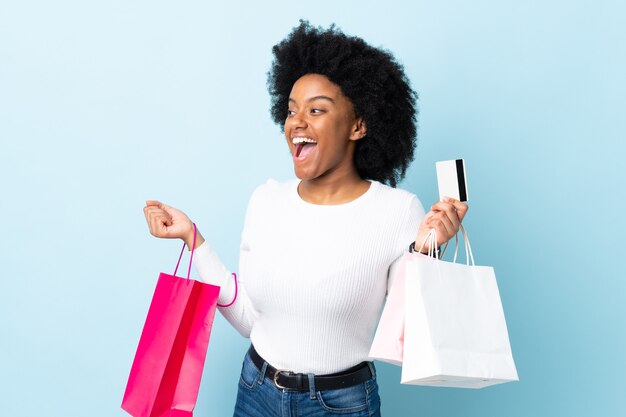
[
  {"xmin": 143, "ymin": 199, "xmax": 258, "ymax": 337},
  {"xmin": 191, "ymin": 240, "xmax": 258, "ymax": 337},
  {"xmin": 387, "ymin": 195, "xmax": 425, "ymax": 294}
]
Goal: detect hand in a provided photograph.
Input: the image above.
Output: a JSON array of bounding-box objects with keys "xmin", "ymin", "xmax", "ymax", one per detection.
[
  {"xmin": 143, "ymin": 200, "xmax": 203, "ymax": 249},
  {"xmin": 414, "ymin": 197, "xmax": 469, "ymax": 253}
]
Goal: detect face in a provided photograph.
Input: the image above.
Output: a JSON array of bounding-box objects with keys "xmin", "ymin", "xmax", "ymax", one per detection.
[{"xmin": 285, "ymin": 74, "xmax": 366, "ymax": 181}]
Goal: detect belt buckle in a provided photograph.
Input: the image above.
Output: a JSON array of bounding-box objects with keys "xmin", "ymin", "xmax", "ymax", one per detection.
[{"xmin": 273, "ymin": 369, "xmax": 289, "ymax": 390}]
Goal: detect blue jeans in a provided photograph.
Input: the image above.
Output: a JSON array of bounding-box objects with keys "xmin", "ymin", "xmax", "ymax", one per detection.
[{"xmin": 233, "ymin": 351, "xmax": 382, "ymax": 417}]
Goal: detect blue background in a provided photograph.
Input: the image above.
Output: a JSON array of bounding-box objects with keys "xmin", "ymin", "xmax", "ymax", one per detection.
[{"xmin": 1, "ymin": 1, "xmax": 624, "ymax": 416}]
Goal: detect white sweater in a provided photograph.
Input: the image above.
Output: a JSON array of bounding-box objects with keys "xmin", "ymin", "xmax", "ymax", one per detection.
[{"xmin": 193, "ymin": 179, "xmax": 425, "ymax": 374}]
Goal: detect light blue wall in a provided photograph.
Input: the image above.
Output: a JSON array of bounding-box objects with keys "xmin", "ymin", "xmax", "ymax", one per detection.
[{"xmin": 1, "ymin": 1, "xmax": 624, "ymax": 416}]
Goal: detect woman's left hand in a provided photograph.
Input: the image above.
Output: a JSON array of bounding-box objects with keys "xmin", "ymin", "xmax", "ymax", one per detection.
[{"xmin": 414, "ymin": 197, "xmax": 469, "ymax": 254}]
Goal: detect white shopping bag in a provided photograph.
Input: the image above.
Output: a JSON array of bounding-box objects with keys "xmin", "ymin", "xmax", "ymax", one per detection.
[
  {"xmin": 401, "ymin": 227, "xmax": 519, "ymax": 388},
  {"xmin": 368, "ymin": 252, "xmax": 412, "ymax": 366}
]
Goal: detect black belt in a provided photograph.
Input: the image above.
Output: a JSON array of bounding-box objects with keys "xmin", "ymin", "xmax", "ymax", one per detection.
[{"xmin": 248, "ymin": 345, "xmax": 373, "ymax": 392}]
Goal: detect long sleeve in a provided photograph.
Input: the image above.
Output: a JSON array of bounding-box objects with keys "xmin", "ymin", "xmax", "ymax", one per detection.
[
  {"xmin": 386, "ymin": 195, "xmax": 425, "ymax": 295},
  {"xmin": 194, "ymin": 178, "xmax": 426, "ymax": 374},
  {"xmin": 191, "ymin": 189, "xmax": 261, "ymax": 337}
]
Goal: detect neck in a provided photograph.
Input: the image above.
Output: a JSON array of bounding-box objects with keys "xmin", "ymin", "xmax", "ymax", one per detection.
[{"xmin": 298, "ymin": 170, "xmax": 370, "ymax": 205}]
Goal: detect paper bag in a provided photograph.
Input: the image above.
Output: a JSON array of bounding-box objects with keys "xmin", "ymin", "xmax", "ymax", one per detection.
[
  {"xmin": 122, "ymin": 226, "xmax": 220, "ymax": 416},
  {"xmin": 401, "ymin": 228, "xmax": 518, "ymax": 388}
]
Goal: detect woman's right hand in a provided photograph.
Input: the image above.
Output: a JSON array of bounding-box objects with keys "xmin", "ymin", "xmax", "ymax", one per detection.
[{"xmin": 143, "ymin": 200, "xmax": 203, "ymax": 249}]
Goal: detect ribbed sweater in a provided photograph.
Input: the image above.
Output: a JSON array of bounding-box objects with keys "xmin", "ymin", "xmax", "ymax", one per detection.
[{"xmin": 193, "ymin": 179, "xmax": 425, "ymax": 374}]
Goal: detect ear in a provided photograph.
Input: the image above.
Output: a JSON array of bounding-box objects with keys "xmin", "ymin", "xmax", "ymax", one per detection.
[{"xmin": 348, "ymin": 117, "xmax": 367, "ymax": 141}]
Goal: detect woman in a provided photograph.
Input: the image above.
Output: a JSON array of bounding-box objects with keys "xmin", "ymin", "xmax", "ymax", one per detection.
[{"xmin": 143, "ymin": 21, "xmax": 467, "ymax": 417}]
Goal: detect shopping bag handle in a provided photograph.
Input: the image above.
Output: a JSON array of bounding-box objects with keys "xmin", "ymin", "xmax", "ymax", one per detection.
[
  {"xmin": 417, "ymin": 228, "xmax": 440, "ymax": 258},
  {"xmin": 173, "ymin": 223, "xmax": 197, "ymax": 281},
  {"xmin": 170, "ymin": 224, "xmax": 239, "ymax": 305},
  {"xmin": 417, "ymin": 224, "xmax": 475, "ymax": 266},
  {"xmin": 451, "ymin": 224, "xmax": 475, "ymax": 266}
]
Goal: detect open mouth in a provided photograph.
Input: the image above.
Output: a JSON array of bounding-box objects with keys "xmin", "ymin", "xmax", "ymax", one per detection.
[{"xmin": 292, "ymin": 137, "xmax": 318, "ymax": 158}]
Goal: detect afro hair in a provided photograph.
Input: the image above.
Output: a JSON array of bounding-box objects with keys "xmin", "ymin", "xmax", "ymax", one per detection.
[{"xmin": 267, "ymin": 20, "xmax": 418, "ymax": 187}]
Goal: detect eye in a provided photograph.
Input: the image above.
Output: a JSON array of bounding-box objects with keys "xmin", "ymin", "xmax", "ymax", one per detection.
[
  {"xmin": 311, "ymin": 108, "xmax": 325, "ymax": 115},
  {"xmin": 287, "ymin": 109, "xmax": 296, "ymax": 117}
]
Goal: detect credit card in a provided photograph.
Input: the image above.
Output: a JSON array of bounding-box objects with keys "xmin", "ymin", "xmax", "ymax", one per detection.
[{"xmin": 436, "ymin": 159, "xmax": 468, "ymax": 202}]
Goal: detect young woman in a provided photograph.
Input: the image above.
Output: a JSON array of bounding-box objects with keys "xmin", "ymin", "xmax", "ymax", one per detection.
[{"xmin": 143, "ymin": 21, "xmax": 467, "ymax": 417}]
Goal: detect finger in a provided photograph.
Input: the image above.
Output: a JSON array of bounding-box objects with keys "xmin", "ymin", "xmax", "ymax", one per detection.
[
  {"xmin": 150, "ymin": 212, "xmax": 172, "ymax": 237},
  {"xmin": 145, "ymin": 208, "xmax": 173, "ymax": 234},
  {"xmin": 145, "ymin": 206, "xmax": 173, "ymax": 225},
  {"xmin": 143, "ymin": 206, "xmax": 152, "ymax": 228},
  {"xmin": 146, "ymin": 210, "xmax": 161, "ymax": 236},
  {"xmin": 431, "ymin": 201, "xmax": 460, "ymax": 229},
  {"xmin": 154, "ymin": 201, "xmax": 172, "ymax": 212},
  {"xmin": 442, "ymin": 197, "xmax": 469, "ymax": 222},
  {"xmin": 153, "ymin": 201, "xmax": 179, "ymax": 221},
  {"xmin": 455, "ymin": 202, "xmax": 469, "ymax": 222},
  {"xmin": 145, "ymin": 202, "xmax": 168, "ymax": 227},
  {"xmin": 422, "ymin": 211, "xmax": 435, "ymax": 223},
  {"xmin": 421, "ymin": 212, "xmax": 442, "ymax": 235},
  {"xmin": 146, "ymin": 200, "xmax": 174, "ymax": 214},
  {"xmin": 155, "ymin": 212, "xmax": 173, "ymax": 228},
  {"xmin": 146, "ymin": 211, "xmax": 158, "ymax": 236},
  {"xmin": 428, "ymin": 220, "xmax": 452, "ymax": 245},
  {"xmin": 426, "ymin": 212, "xmax": 456, "ymax": 240}
]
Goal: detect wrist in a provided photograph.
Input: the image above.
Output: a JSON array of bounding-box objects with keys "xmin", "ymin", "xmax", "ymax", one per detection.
[
  {"xmin": 409, "ymin": 241, "xmax": 441, "ymax": 257},
  {"xmin": 184, "ymin": 228, "xmax": 205, "ymax": 251}
]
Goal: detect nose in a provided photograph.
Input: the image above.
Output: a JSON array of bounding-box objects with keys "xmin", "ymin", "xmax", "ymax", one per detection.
[{"xmin": 286, "ymin": 111, "xmax": 307, "ymax": 131}]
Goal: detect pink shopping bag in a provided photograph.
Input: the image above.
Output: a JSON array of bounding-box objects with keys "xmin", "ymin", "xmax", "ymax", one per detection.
[
  {"xmin": 368, "ymin": 252, "xmax": 413, "ymax": 366},
  {"xmin": 122, "ymin": 225, "xmax": 220, "ymax": 417}
]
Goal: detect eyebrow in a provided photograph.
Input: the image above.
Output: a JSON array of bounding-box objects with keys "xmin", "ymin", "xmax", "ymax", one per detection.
[{"xmin": 288, "ymin": 95, "xmax": 336, "ymax": 104}]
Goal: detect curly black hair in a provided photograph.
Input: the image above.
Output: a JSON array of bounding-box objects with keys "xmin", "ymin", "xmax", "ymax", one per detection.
[{"xmin": 267, "ymin": 20, "xmax": 418, "ymax": 187}]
